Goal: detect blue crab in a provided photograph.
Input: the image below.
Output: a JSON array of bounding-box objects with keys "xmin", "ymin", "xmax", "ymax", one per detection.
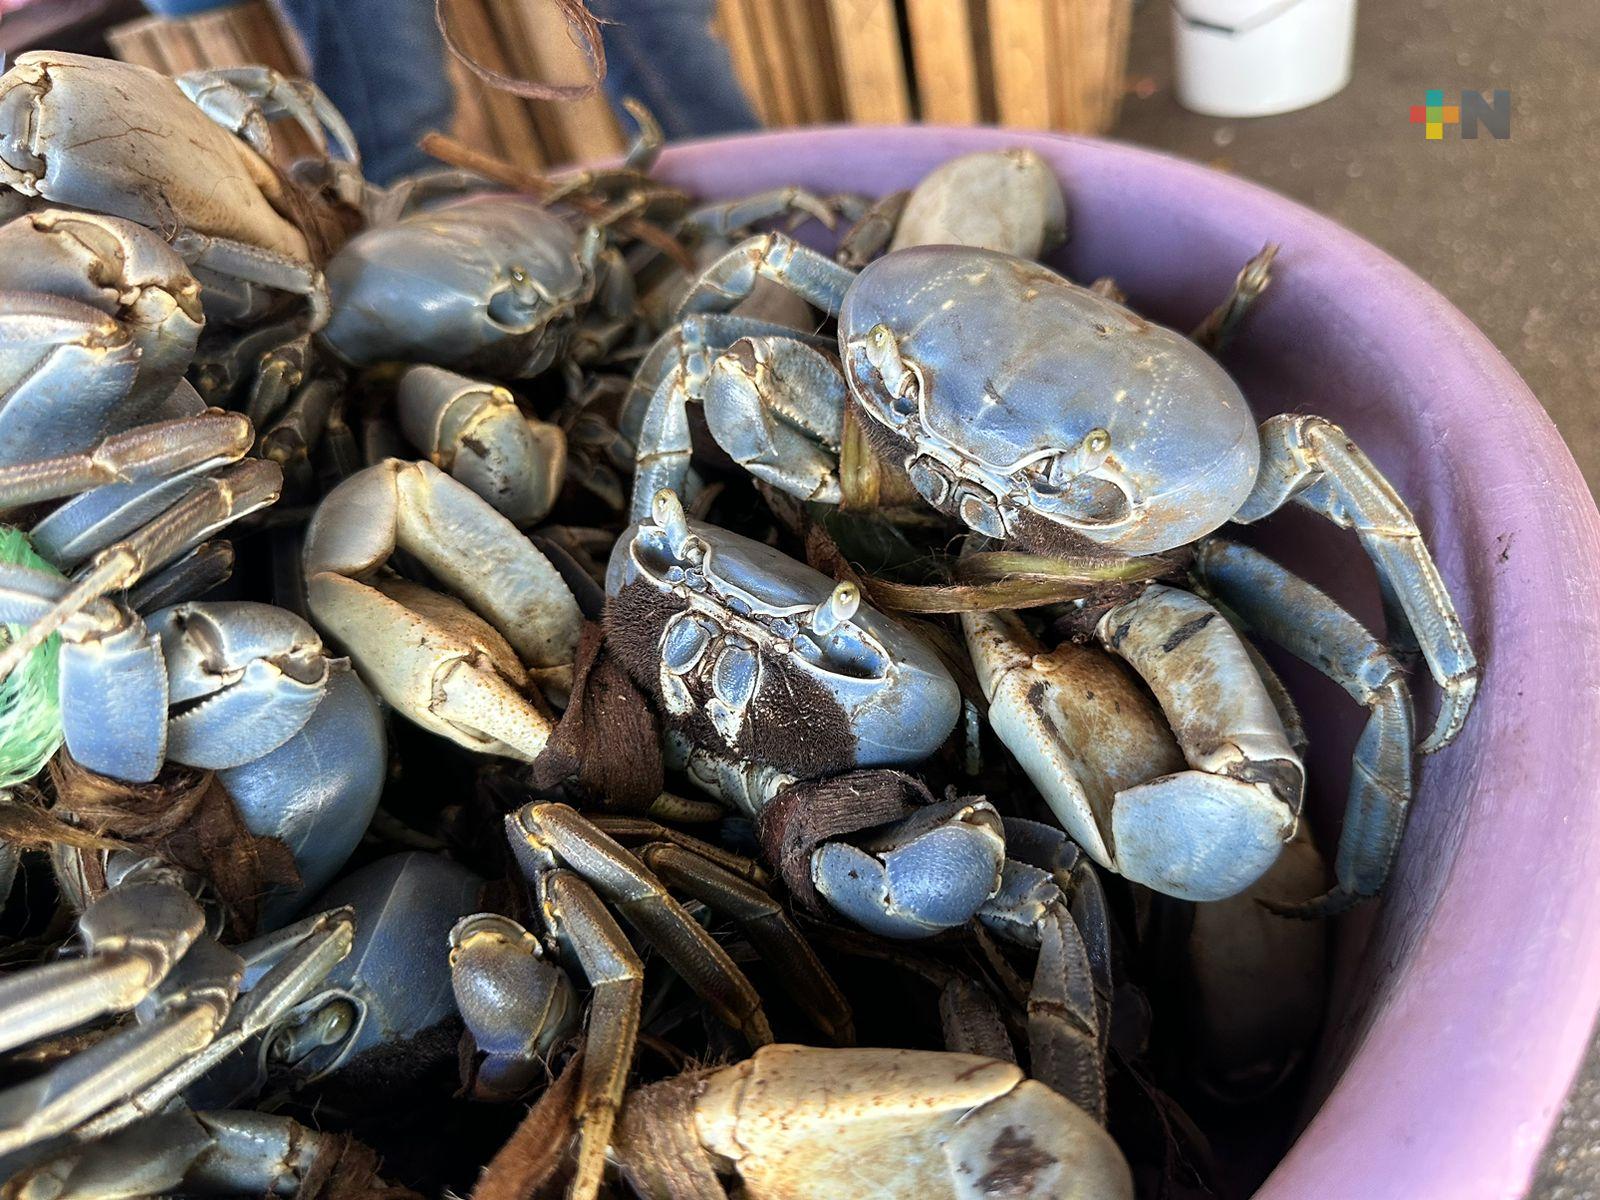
[
  {"xmin": 0, "ymin": 852, "xmax": 481, "ymax": 1175},
  {"xmin": 603, "ymin": 490, "xmax": 1009, "ymax": 939},
  {"xmin": 627, "ymin": 189, "xmax": 1476, "ymax": 910}
]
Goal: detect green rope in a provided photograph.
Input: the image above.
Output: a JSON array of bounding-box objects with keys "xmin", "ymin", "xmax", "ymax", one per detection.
[{"xmin": 0, "ymin": 527, "xmax": 64, "ymax": 788}]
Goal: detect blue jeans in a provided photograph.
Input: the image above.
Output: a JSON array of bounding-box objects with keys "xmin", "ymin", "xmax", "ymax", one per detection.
[
  {"xmin": 590, "ymin": 0, "xmax": 759, "ymax": 139},
  {"xmin": 276, "ymin": 0, "xmax": 456, "ymax": 184}
]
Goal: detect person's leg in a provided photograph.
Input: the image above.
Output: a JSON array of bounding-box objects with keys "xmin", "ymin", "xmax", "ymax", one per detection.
[
  {"xmin": 589, "ymin": 0, "xmax": 759, "ymax": 138},
  {"xmin": 276, "ymin": 0, "xmax": 455, "ymax": 183}
]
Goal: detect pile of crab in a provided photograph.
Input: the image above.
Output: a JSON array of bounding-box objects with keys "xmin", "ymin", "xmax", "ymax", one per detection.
[{"xmin": 0, "ymin": 50, "xmax": 1476, "ymax": 1200}]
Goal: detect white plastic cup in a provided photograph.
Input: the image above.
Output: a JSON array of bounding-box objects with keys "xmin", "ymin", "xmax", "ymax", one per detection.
[{"xmin": 1172, "ymin": 0, "xmax": 1358, "ymax": 118}]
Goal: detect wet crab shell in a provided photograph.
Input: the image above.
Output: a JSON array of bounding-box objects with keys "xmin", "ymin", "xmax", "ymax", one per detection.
[
  {"xmin": 604, "ymin": 517, "xmax": 960, "ymax": 776},
  {"xmin": 320, "ymin": 194, "xmax": 591, "ymax": 377},
  {"xmin": 839, "ymin": 245, "xmax": 1260, "ymax": 556}
]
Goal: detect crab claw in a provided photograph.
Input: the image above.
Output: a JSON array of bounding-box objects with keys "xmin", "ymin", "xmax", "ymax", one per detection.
[
  {"xmin": 964, "ymin": 604, "xmax": 1299, "ymax": 902},
  {"xmin": 0, "ymin": 563, "xmax": 167, "ymax": 782},
  {"xmin": 302, "ymin": 459, "xmax": 578, "ymax": 761},
  {"xmin": 0, "ymin": 209, "xmax": 205, "ymax": 405},
  {"xmin": 397, "ymin": 365, "xmax": 567, "ymax": 528},
  {"xmin": 151, "ymin": 600, "xmax": 331, "ymax": 771},
  {"xmin": 307, "ymin": 572, "xmax": 555, "ymax": 761},
  {"xmin": 810, "ymin": 798, "xmax": 1007, "ymax": 939},
  {"xmin": 0, "ymin": 292, "xmax": 142, "ymax": 462}
]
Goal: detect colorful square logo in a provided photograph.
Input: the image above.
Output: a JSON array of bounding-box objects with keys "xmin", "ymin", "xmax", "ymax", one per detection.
[{"xmin": 1410, "ymin": 89, "xmax": 1461, "ymax": 140}]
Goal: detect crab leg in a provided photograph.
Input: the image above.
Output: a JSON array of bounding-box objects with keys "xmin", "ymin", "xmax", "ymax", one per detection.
[
  {"xmin": 1234, "ymin": 413, "xmax": 1478, "ymax": 752},
  {"xmin": 677, "ymin": 232, "xmax": 856, "ymax": 318},
  {"xmin": 1191, "ymin": 243, "xmax": 1278, "ymax": 355},
  {"xmin": 629, "ymin": 313, "xmax": 832, "ymax": 519},
  {"xmin": 0, "ymin": 458, "xmax": 282, "ymax": 683},
  {"xmin": 80, "ymin": 906, "xmax": 357, "ymax": 1138},
  {"xmin": 0, "ymin": 935, "xmax": 240, "ymax": 1158},
  {"xmin": 1195, "ymin": 538, "xmax": 1416, "ymax": 914},
  {"xmin": 9, "ymin": 1109, "xmax": 397, "ymax": 1200},
  {"xmin": 638, "ymin": 842, "xmax": 855, "ymax": 1045},
  {"xmin": 686, "ymin": 188, "xmax": 858, "ymax": 237},
  {"xmin": 987, "ymin": 817, "xmax": 1115, "ymax": 1050},
  {"xmin": 538, "ymin": 870, "xmax": 644, "ymax": 1200},
  {"xmin": 171, "ymin": 230, "xmax": 330, "ymax": 331},
  {"xmin": 178, "ymin": 66, "xmax": 362, "ymax": 167},
  {"xmin": 0, "ymin": 878, "xmax": 203, "ymax": 1057},
  {"xmin": 0, "ymin": 412, "xmax": 251, "ymax": 511},
  {"xmin": 1093, "ymin": 585, "xmax": 1303, "ymax": 900},
  {"xmin": 508, "ymin": 803, "xmax": 774, "ymax": 1046},
  {"xmin": 977, "ymin": 860, "xmax": 1105, "ymax": 1123}
]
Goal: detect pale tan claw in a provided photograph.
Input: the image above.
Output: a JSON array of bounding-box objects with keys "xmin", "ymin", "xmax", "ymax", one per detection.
[
  {"xmin": 615, "ymin": 1045, "xmax": 1133, "ymax": 1200},
  {"xmin": 303, "ymin": 459, "xmax": 579, "ymax": 760}
]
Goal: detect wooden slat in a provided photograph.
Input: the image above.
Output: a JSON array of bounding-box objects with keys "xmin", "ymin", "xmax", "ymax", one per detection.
[
  {"xmin": 824, "ymin": 0, "xmax": 910, "ymax": 124},
  {"xmin": 713, "ymin": 0, "xmax": 775, "ymax": 126},
  {"xmin": 105, "ymin": 17, "xmax": 170, "ymax": 72},
  {"xmin": 495, "ymin": 0, "xmax": 625, "ymax": 165},
  {"xmin": 149, "ymin": 20, "xmax": 206, "ymax": 74},
  {"xmin": 442, "ymin": 0, "xmax": 548, "ymax": 169},
  {"xmin": 187, "ymin": 10, "xmax": 250, "ymax": 66},
  {"xmin": 256, "ymin": 0, "xmax": 312, "ymax": 73},
  {"xmin": 986, "ymin": 0, "xmax": 1054, "ymax": 129},
  {"xmin": 222, "ymin": 3, "xmax": 298, "ymax": 75},
  {"xmin": 1048, "ymin": 0, "xmax": 1086, "ymax": 132},
  {"xmin": 747, "ymin": 0, "xmax": 806, "ymax": 126},
  {"xmin": 445, "ymin": 53, "xmax": 503, "ymax": 156},
  {"xmin": 906, "ymin": 0, "xmax": 983, "ymax": 125},
  {"xmin": 1101, "ymin": 0, "xmax": 1133, "ymax": 130},
  {"xmin": 775, "ymin": 0, "xmax": 842, "ymax": 124},
  {"xmin": 800, "ymin": 2, "xmax": 846, "ymax": 122}
]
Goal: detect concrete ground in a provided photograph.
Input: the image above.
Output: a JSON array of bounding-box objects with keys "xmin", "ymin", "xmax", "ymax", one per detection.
[
  {"xmin": 1115, "ymin": 0, "xmax": 1600, "ymax": 492},
  {"xmin": 1111, "ymin": 4, "xmax": 1599, "ymax": 1196}
]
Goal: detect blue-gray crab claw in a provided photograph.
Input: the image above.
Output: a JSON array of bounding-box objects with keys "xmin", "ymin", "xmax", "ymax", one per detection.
[
  {"xmin": 964, "ymin": 603, "xmax": 1300, "ymax": 903},
  {"xmin": 811, "ymin": 799, "xmax": 1007, "ymax": 940},
  {"xmin": 0, "ymin": 563, "xmax": 168, "ymax": 782},
  {"xmin": 0, "ymin": 208, "xmax": 205, "ymax": 407},
  {"xmin": 0, "ymin": 292, "xmax": 142, "ymax": 462},
  {"xmin": 150, "ymin": 601, "xmax": 331, "ymax": 770}
]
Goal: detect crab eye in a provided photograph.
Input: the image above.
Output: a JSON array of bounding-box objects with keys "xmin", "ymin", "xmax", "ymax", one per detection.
[{"xmin": 1084, "ymin": 428, "xmax": 1111, "ymax": 456}]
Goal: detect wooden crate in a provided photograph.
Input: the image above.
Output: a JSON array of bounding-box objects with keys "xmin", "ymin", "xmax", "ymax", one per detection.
[
  {"xmin": 105, "ymin": 0, "xmax": 626, "ymax": 169},
  {"xmin": 717, "ymin": 0, "xmax": 1133, "ymax": 134},
  {"xmin": 105, "ymin": 0, "xmax": 1133, "ymax": 174}
]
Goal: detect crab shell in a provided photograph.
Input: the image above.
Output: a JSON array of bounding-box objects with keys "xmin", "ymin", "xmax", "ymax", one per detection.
[
  {"xmin": 840, "ymin": 246, "xmax": 1260, "ymax": 557},
  {"xmin": 604, "ymin": 512, "xmax": 960, "ymax": 776},
  {"xmin": 272, "ymin": 853, "xmax": 483, "ymax": 1083},
  {"xmin": 320, "ymin": 194, "xmax": 592, "ymax": 377}
]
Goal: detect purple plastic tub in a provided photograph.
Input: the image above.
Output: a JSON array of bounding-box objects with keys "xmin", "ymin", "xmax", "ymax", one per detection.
[{"xmin": 646, "ymin": 126, "xmax": 1600, "ymax": 1199}]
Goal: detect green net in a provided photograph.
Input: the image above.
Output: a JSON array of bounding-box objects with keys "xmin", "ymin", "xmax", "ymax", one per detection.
[{"xmin": 0, "ymin": 527, "xmax": 64, "ymax": 788}]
